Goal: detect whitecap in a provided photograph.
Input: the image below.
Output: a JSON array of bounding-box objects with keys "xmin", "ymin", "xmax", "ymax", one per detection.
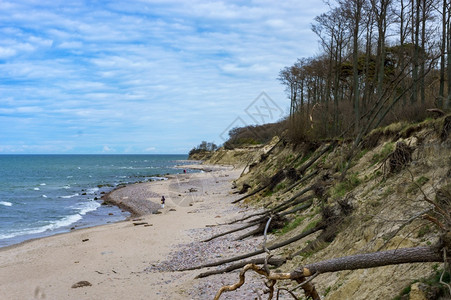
[
  {"xmin": 0, "ymin": 214, "xmax": 83, "ymax": 240},
  {"xmin": 76, "ymin": 200, "xmax": 101, "ymax": 215},
  {"xmin": 40, "ymin": 183, "xmax": 46, "ymax": 186},
  {"xmin": 33, "ymin": 187, "xmax": 40, "ymax": 191},
  {"xmin": 42, "ymin": 195, "xmax": 47, "ymax": 198},
  {"xmin": 87, "ymin": 187, "xmax": 99, "ymax": 194},
  {"xmin": 0, "ymin": 201, "xmax": 12, "ymax": 207},
  {"xmin": 60, "ymin": 193, "xmax": 79, "ymax": 199}
]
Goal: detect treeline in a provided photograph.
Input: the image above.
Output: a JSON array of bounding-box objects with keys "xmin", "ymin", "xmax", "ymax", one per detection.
[
  {"xmin": 223, "ymin": 122, "xmax": 285, "ymax": 149},
  {"xmin": 279, "ymin": 0, "xmax": 450, "ymax": 143},
  {"xmin": 188, "ymin": 141, "xmax": 218, "ymax": 157}
]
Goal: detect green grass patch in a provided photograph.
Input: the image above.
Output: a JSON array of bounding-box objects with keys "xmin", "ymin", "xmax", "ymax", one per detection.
[
  {"xmin": 371, "ymin": 142, "xmax": 395, "ymax": 166},
  {"xmin": 295, "ymin": 152, "xmax": 312, "ymax": 168},
  {"xmin": 392, "ymin": 269, "xmax": 450, "ymax": 300},
  {"xmin": 332, "ymin": 172, "xmax": 361, "ymax": 197},
  {"xmin": 406, "ymin": 176, "xmax": 430, "ymax": 194},
  {"xmin": 276, "ymin": 215, "xmax": 307, "ymax": 235},
  {"xmin": 273, "ymin": 182, "xmax": 286, "ymax": 193}
]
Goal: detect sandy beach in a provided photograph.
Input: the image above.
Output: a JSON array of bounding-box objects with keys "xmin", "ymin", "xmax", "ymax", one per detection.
[{"xmin": 0, "ymin": 165, "xmax": 269, "ymax": 300}]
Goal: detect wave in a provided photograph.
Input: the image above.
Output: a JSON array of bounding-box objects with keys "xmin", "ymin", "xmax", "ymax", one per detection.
[
  {"xmin": 40, "ymin": 183, "xmax": 46, "ymax": 186},
  {"xmin": 0, "ymin": 200, "xmax": 101, "ymax": 241},
  {"xmin": 86, "ymin": 187, "xmax": 99, "ymax": 194},
  {"xmin": 0, "ymin": 201, "xmax": 12, "ymax": 207},
  {"xmin": 76, "ymin": 200, "xmax": 101, "ymax": 215},
  {"xmin": 33, "ymin": 187, "xmax": 40, "ymax": 191},
  {"xmin": 60, "ymin": 193, "xmax": 79, "ymax": 199}
]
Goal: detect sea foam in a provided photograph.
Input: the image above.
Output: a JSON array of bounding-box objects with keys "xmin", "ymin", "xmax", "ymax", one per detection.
[
  {"xmin": 60, "ymin": 193, "xmax": 79, "ymax": 199},
  {"xmin": 0, "ymin": 201, "xmax": 12, "ymax": 207}
]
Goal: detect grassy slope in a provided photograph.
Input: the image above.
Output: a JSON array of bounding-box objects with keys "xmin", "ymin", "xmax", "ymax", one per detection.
[{"xmin": 208, "ymin": 116, "xmax": 451, "ymax": 299}]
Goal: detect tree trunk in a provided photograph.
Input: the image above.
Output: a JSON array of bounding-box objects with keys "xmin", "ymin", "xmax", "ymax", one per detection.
[
  {"xmin": 447, "ymin": 6, "xmax": 451, "ymax": 109},
  {"xmin": 352, "ymin": 1, "xmax": 362, "ymax": 135},
  {"xmin": 291, "ymin": 246, "xmax": 444, "ymax": 277},
  {"xmin": 438, "ymin": 0, "xmax": 446, "ymax": 108},
  {"xmin": 411, "ymin": 0, "xmax": 420, "ymax": 104}
]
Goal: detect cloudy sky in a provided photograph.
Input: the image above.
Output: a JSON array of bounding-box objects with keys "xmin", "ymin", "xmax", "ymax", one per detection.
[{"xmin": 0, "ymin": 0, "xmax": 328, "ymax": 154}]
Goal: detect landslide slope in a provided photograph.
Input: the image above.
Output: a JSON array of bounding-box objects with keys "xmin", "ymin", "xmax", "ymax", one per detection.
[{"xmin": 209, "ymin": 115, "xmax": 451, "ymax": 300}]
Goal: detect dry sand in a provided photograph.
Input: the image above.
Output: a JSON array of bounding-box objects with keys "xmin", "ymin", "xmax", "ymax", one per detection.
[{"xmin": 0, "ymin": 166, "xmax": 271, "ymax": 300}]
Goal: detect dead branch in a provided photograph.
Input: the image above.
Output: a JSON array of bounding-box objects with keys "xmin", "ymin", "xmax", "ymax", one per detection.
[
  {"xmin": 232, "ymin": 185, "xmax": 269, "ymax": 204},
  {"xmin": 282, "ymin": 170, "xmax": 318, "ymax": 194},
  {"xmin": 232, "ymin": 142, "xmax": 333, "ymax": 205},
  {"xmin": 203, "ymin": 221, "xmax": 259, "ymax": 242},
  {"xmin": 195, "ymin": 257, "xmax": 287, "ymax": 279},
  {"xmin": 297, "ymin": 143, "xmax": 336, "ymax": 176},
  {"xmin": 179, "ymin": 224, "xmax": 325, "ymax": 271}
]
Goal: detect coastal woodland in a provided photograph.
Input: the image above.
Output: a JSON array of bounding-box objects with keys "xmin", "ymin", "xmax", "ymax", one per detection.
[{"xmin": 186, "ymin": 0, "xmax": 451, "ymax": 299}]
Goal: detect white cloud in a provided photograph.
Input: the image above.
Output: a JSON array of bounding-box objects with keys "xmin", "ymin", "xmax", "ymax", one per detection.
[
  {"xmin": 102, "ymin": 145, "xmax": 114, "ymax": 152},
  {"xmin": 0, "ymin": 46, "xmax": 16, "ymax": 58},
  {"xmin": 0, "ymin": 0, "xmax": 328, "ymax": 154}
]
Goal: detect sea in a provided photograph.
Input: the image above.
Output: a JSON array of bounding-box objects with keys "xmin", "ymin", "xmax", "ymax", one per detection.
[{"xmin": 0, "ymin": 154, "xmax": 189, "ymax": 248}]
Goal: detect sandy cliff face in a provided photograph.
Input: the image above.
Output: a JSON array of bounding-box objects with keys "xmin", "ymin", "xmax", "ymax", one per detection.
[{"xmin": 204, "ymin": 116, "xmax": 451, "ymax": 300}]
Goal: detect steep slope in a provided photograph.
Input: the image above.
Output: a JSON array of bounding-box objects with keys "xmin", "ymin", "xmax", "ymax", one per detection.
[{"xmin": 206, "ymin": 115, "xmax": 451, "ymax": 299}]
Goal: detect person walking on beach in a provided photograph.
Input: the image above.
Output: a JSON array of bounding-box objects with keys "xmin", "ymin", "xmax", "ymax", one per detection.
[{"xmin": 160, "ymin": 196, "xmax": 165, "ymax": 209}]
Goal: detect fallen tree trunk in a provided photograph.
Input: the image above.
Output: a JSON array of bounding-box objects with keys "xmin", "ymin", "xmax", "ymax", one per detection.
[
  {"xmin": 180, "ymin": 223, "xmax": 325, "ymax": 271},
  {"xmin": 231, "ymin": 143, "xmax": 333, "ymax": 205},
  {"xmin": 205, "ymin": 200, "xmax": 313, "ymax": 242},
  {"xmin": 231, "ymin": 185, "xmax": 268, "ymax": 204},
  {"xmin": 282, "ymin": 170, "xmax": 318, "ymax": 194},
  {"xmin": 293, "ymin": 246, "xmax": 445, "ymax": 277},
  {"xmin": 202, "ymin": 221, "xmax": 259, "ymax": 242},
  {"xmin": 228, "ymin": 189, "xmax": 314, "ymax": 225},
  {"xmin": 297, "ymin": 142, "xmax": 336, "ymax": 176}
]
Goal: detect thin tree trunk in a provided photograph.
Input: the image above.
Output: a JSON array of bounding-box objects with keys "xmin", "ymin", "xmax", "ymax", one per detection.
[{"xmin": 438, "ymin": 0, "xmax": 446, "ymax": 108}]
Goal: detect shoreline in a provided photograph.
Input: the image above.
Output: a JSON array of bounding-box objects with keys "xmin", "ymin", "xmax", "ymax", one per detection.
[
  {"xmin": 0, "ymin": 160, "xmax": 202, "ymax": 249},
  {"xmin": 0, "ymin": 164, "xmax": 267, "ymax": 299}
]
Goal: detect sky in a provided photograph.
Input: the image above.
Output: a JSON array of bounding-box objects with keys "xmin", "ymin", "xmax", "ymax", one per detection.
[{"xmin": 0, "ymin": 0, "xmax": 329, "ymax": 154}]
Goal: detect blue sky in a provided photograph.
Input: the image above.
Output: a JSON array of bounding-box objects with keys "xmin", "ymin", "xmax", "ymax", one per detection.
[{"xmin": 0, "ymin": 0, "xmax": 328, "ymax": 154}]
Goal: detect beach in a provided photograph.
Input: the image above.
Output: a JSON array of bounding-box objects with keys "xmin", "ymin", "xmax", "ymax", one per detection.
[{"xmin": 0, "ymin": 165, "xmax": 268, "ymax": 300}]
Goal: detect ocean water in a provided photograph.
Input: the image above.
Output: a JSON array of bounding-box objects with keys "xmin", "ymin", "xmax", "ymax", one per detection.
[{"xmin": 0, "ymin": 154, "xmax": 188, "ymax": 248}]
